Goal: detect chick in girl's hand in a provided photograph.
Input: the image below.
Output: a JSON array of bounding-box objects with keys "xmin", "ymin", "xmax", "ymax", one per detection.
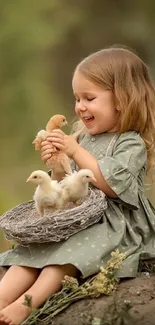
[
  {"xmin": 32, "ymin": 114, "xmax": 67, "ymax": 150},
  {"xmin": 61, "ymin": 169, "xmax": 96, "ymax": 206},
  {"xmin": 26, "ymin": 170, "xmax": 63, "ymax": 217},
  {"xmin": 32, "ymin": 114, "xmax": 72, "ymax": 175}
]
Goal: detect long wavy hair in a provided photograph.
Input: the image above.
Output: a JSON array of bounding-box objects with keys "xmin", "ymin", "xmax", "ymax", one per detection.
[{"xmin": 72, "ymin": 46, "xmax": 155, "ymax": 178}]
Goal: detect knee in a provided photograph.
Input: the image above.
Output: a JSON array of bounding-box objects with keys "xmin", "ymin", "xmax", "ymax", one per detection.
[
  {"xmin": 11, "ymin": 265, "xmax": 40, "ymax": 276},
  {"xmin": 45, "ymin": 264, "xmax": 79, "ymax": 278},
  {"xmin": 61, "ymin": 263, "xmax": 80, "ymax": 278}
]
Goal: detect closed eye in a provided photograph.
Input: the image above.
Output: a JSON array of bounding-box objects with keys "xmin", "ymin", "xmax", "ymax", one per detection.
[
  {"xmin": 86, "ymin": 97, "xmax": 96, "ymax": 101},
  {"xmin": 75, "ymin": 97, "xmax": 95, "ymax": 102}
]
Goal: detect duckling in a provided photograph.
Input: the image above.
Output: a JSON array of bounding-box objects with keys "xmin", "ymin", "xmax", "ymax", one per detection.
[
  {"xmin": 32, "ymin": 114, "xmax": 72, "ymax": 175},
  {"xmin": 61, "ymin": 169, "xmax": 96, "ymax": 206},
  {"xmin": 26, "ymin": 170, "xmax": 63, "ymax": 217}
]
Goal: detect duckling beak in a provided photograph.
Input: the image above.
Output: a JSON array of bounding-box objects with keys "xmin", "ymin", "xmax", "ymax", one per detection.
[
  {"xmin": 91, "ymin": 176, "xmax": 97, "ymax": 182},
  {"xmin": 26, "ymin": 176, "xmax": 31, "ymax": 183}
]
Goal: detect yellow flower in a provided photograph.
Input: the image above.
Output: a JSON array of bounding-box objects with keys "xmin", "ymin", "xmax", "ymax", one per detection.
[{"xmin": 62, "ymin": 275, "xmax": 79, "ymax": 290}]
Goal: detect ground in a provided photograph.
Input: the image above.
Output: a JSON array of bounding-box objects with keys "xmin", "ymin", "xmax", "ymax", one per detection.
[
  {"xmin": 51, "ymin": 273, "xmax": 155, "ymax": 325},
  {"xmin": 0, "ymin": 268, "xmax": 155, "ymax": 325}
]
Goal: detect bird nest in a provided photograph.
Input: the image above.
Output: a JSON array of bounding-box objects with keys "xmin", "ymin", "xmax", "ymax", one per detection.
[{"xmin": 0, "ymin": 188, "xmax": 107, "ymax": 246}]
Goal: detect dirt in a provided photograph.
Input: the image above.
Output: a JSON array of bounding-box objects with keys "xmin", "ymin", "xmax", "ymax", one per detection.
[
  {"xmin": 51, "ymin": 273, "xmax": 155, "ymax": 325},
  {"xmin": 0, "ymin": 267, "xmax": 155, "ymax": 325}
]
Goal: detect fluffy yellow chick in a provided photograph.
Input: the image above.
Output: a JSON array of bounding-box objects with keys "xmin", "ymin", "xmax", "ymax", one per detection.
[
  {"xmin": 61, "ymin": 169, "xmax": 96, "ymax": 206},
  {"xmin": 26, "ymin": 170, "xmax": 63, "ymax": 217},
  {"xmin": 32, "ymin": 114, "xmax": 72, "ymax": 175},
  {"xmin": 32, "ymin": 114, "xmax": 67, "ymax": 150}
]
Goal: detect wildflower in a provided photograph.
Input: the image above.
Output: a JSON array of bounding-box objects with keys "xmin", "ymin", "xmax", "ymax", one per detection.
[{"xmin": 62, "ymin": 275, "xmax": 79, "ymax": 290}]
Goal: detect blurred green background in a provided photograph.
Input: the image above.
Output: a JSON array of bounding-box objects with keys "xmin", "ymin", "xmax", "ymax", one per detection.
[{"xmin": 0, "ymin": 0, "xmax": 155, "ymax": 252}]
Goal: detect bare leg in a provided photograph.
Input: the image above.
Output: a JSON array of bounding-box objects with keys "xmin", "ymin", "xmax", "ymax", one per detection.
[
  {"xmin": 0, "ymin": 263, "xmax": 78, "ymax": 325},
  {"xmin": 0, "ymin": 266, "xmax": 39, "ymax": 310}
]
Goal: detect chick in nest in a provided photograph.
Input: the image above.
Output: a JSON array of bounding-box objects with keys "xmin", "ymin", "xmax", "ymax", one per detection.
[
  {"xmin": 26, "ymin": 170, "xmax": 63, "ymax": 217},
  {"xmin": 61, "ymin": 169, "xmax": 96, "ymax": 206},
  {"xmin": 32, "ymin": 114, "xmax": 72, "ymax": 175}
]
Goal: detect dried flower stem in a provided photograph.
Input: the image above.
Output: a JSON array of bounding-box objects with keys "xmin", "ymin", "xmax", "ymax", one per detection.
[{"xmin": 23, "ymin": 250, "xmax": 126, "ymax": 325}]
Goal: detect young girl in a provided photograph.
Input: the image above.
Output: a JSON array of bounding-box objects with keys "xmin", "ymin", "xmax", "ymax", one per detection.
[{"xmin": 0, "ymin": 46, "xmax": 155, "ymax": 325}]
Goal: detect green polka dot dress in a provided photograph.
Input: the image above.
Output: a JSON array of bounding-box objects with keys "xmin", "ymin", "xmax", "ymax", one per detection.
[{"xmin": 0, "ymin": 131, "xmax": 155, "ymax": 278}]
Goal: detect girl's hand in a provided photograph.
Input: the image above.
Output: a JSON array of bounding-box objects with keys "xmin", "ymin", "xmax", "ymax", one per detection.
[
  {"xmin": 40, "ymin": 139, "xmax": 56, "ymax": 165},
  {"xmin": 46, "ymin": 129, "xmax": 79, "ymax": 158}
]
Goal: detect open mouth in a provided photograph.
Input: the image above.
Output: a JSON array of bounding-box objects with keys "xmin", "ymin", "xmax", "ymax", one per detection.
[{"xmin": 83, "ymin": 116, "xmax": 94, "ymax": 124}]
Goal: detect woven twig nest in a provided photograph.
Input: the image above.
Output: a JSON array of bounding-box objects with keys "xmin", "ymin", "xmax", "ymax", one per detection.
[{"xmin": 0, "ymin": 188, "xmax": 107, "ymax": 246}]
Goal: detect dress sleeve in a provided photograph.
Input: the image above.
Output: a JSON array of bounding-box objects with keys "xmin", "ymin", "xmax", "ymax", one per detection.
[
  {"xmin": 70, "ymin": 159, "xmax": 76, "ymax": 171},
  {"xmin": 98, "ymin": 132, "xmax": 147, "ymax": 210}
]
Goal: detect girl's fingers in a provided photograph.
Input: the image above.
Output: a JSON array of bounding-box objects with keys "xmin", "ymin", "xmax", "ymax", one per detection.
[
  {"xmin": 41, "ymin": 153, "xmax": 51, "ymax": 162},
  {"xmin": 41, "ymin": 143, "xmax": 57, "ymax": 151},
  {"xmin": 41, "ymin": 151, "xmax": 51, "ymax": 161},
  {"xmin": 47, "ymin": 137, "xmax": 64, "ymax": 145},
  {"xmin": 52, "ymin": 129, "xmax": 65, "ymax": 135},
  {"xmin": 45, "ymin": 132, "xmax": 52, "ymax": 137},
  {"xmin": 41, "ymin": 139, "xmax": 59, "ymax": 146},
  {"xmin": 52, "ymin": 142, "xmax": 65, "ymax": 151},
  {"xmin": 43, "ymin": 130, "xmax": 64, "ymax": 137},
  {"xmin": 41, "ymin": 145, "xmax": 51, "ymax": 151},
  {"xmin": 47, "ymin": 132, "xmax": 64, "ymax": 140},
  {"xmin": 46, "ymin": 136, "xmax": 64, "ymax": 143},
  {"xmin": 41, "ymin": 142, "xmax": 51, "ymax": 149},
  {"xmin": 41, "ymin": 140, "xmax": 49, "ymax": 145},
  {"xmin": 42, "ymin": 148, "xmax": 54, "ymax": 155}
]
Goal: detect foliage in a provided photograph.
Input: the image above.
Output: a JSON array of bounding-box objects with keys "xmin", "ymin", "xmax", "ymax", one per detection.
[{"xmin": 22, "ymin": 249, "xmax": 126, "ymax": 325}]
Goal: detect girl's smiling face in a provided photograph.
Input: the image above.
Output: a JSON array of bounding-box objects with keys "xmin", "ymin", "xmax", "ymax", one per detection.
[{"xmin": 72, "ymin": 71, "xmax": 120, "ymax": 135}]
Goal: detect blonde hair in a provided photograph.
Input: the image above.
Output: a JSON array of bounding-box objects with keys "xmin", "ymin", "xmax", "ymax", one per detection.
[{"xmin": 72, "ymin": 46, "xmax": 155, "ymax": 178}]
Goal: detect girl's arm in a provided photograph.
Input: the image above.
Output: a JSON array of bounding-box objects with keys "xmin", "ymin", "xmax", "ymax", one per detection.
[
  {"xmin": 71, "ymin": 144, "xmax": 117, "ymax": 197},
  {"xmin": 42, "ymin": 130, "xmax": 117, "ymax": 197},
  {"xmin": 40, "ymin": 142, "xmax": 66, "ymax": 182}
]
